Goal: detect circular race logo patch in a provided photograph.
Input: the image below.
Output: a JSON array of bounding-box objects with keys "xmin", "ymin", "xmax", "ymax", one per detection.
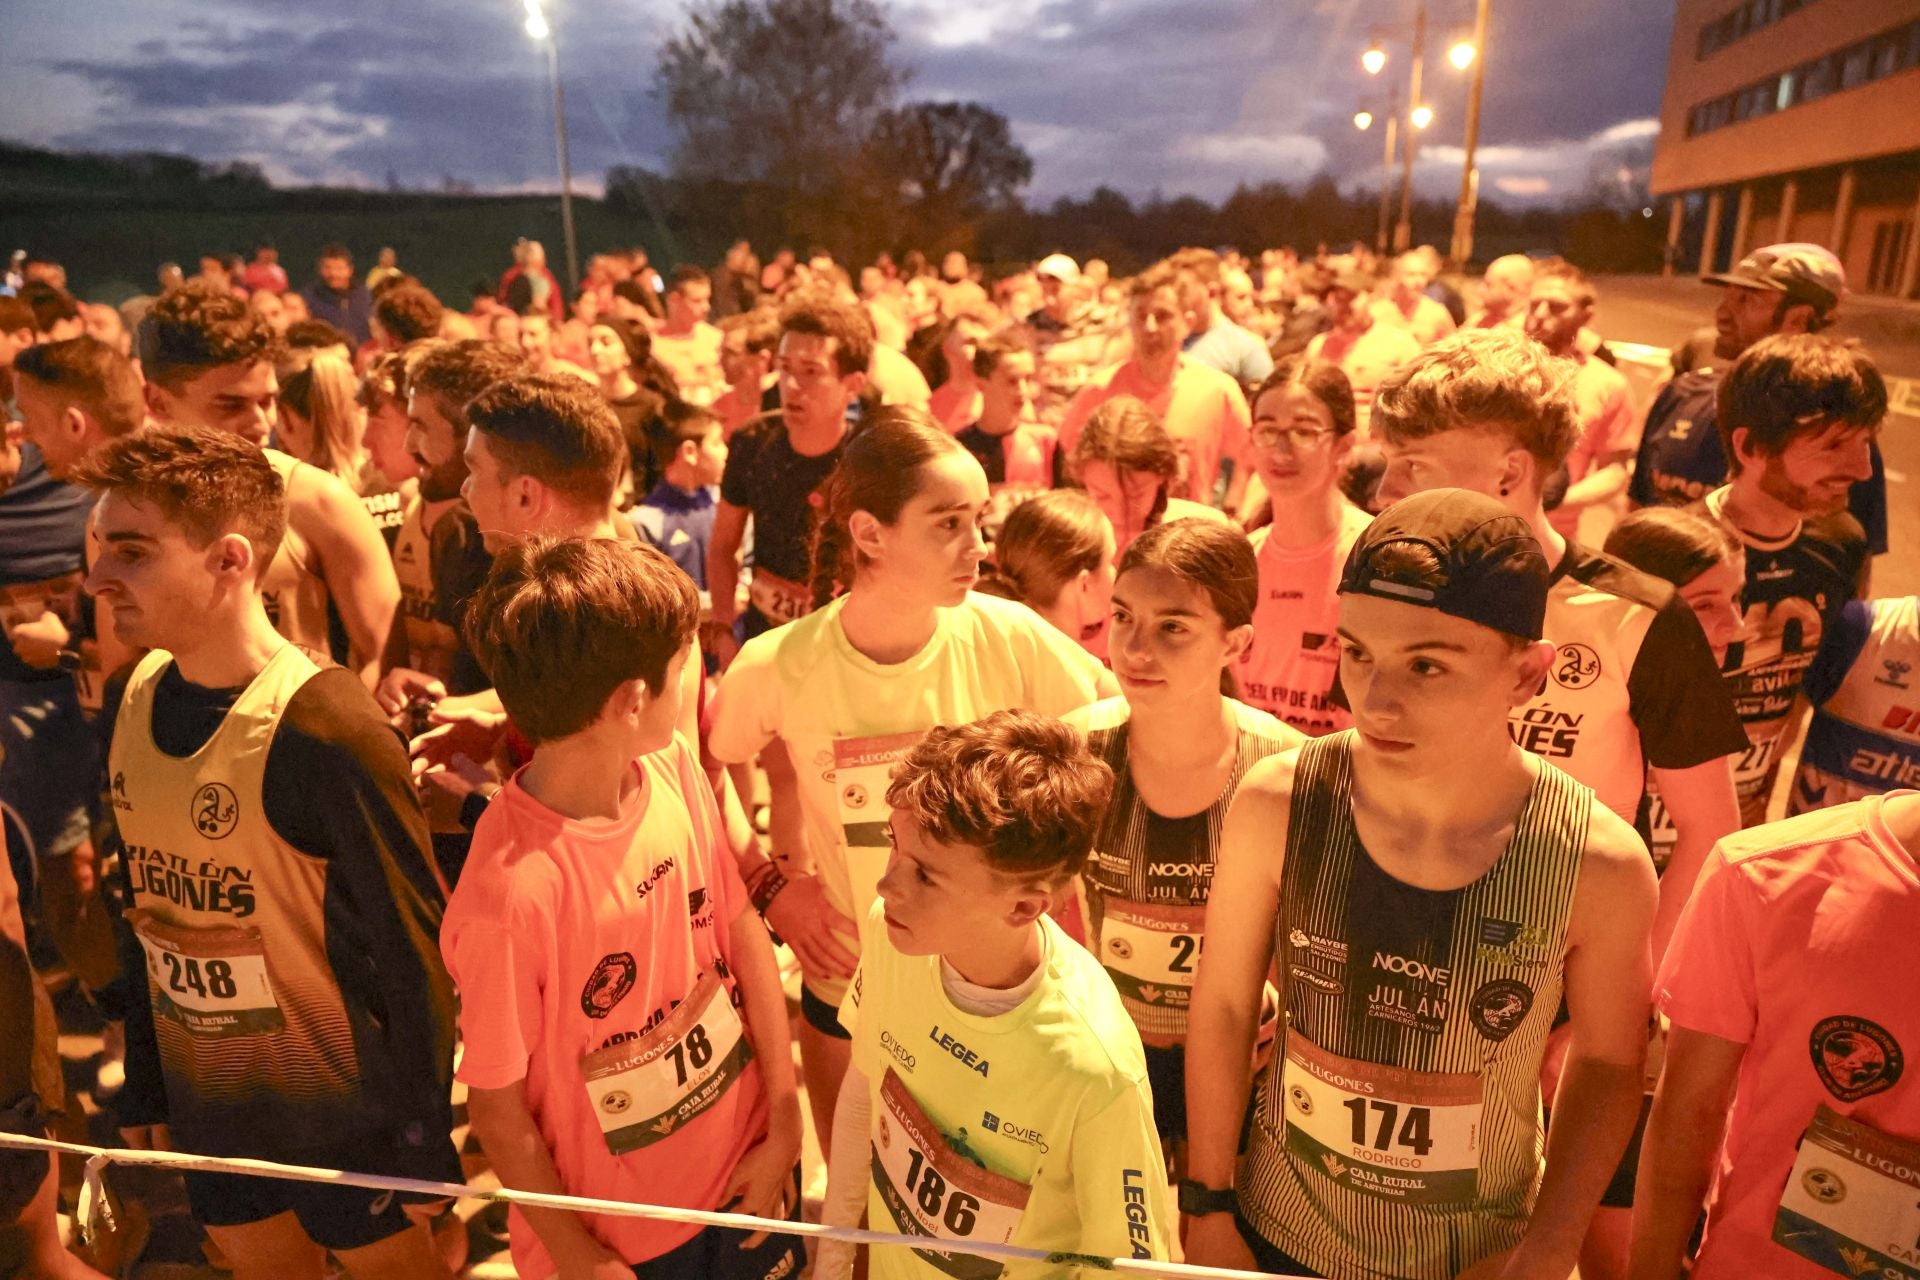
[
  {"xmin": 600, "ymin": 1090, "xmax": 632, "ymax": 1115},
  {"xmin": 1801, "ymin": 1167, "xmax": 1846, "ymax": 1204},
  {"xmin": 1469, "ymin": 979, "xmax": 1535, "ymax": 1042},
  {"xmin": 1108, "ymin": 936, "xmax": 1134, "ymax": 962},
  {"xmin": 1287, "ymin": 1084, "xmax": 1314, "ymax": 1116},
  {"xmin": 842, "ymin": 783, "xmax": 868, "ymax": 810},
  {"xmin": 580, "ymin": 952, "xmax": 637, "ymax": 1019},
  {"xmin": 1551, "ymin": 643, "xmax": 1602, "ymax": 690},
  {"xmin": 877, "ymin": 1114, "xmax": 892, "ymax": 1151},
  {"xmin": 1810, "ymin": 1015, "xmax": 1904, "ymax": 1102},
  {"xmin": 191, "ymin": 782, "xmax": 239, "ymax": 840}
]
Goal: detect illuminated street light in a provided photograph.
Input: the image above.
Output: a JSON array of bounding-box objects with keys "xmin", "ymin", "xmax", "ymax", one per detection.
[
  {"xmin": 1448, "ymin": 39, "xmax": 1476, "ymax": 69},
  {"xmin": 1354, "ymin": 110, "xmax": 1374, "ymax": 131},
  {"xmin": 1410, "ymin": 104, "xmax": 1434, "ymax": 129},
  {"xmin": 523, "ymin": 0, "xmax": 578, "ymax": 291},
  {"xmin": 1362, "ymin": 44, "xmax": 1388, "ymax": 75}
]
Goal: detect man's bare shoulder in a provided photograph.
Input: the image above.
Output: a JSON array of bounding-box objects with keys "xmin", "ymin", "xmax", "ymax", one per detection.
[{"xmin": 1575, "ymin": 795, "xmax": 1659, "ymax": 912}]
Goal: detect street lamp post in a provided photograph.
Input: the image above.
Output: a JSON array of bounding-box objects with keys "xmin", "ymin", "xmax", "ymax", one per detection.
[
  {"xmin": 1449, "ymin": 0, "xmax": 1492, "ymax": 264},
  {"xmin": 525, "ymin": 0, "xmax": 580, "ymax": 293},
  {"xmin": 1354, "ymin": 95, "xmax": 1400, "ymax": 256},
  {"xmin": 1394, "ymin": 3, "xmax": 1426, "ymax": 255}
]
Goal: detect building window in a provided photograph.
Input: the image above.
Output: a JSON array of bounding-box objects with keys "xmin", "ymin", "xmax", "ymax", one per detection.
[
  {"xmin": 1698, "ymin": 0, "xmax": 1814, "ymax": 58},
  {"xmin": 1686, "ymin": 15, "xmax": 1920, "ymax": 136}
]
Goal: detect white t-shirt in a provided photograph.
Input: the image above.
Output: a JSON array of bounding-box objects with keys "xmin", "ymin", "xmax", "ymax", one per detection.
[{"xmin": 706, "ymin": 592, "xmax": 1107, "ymax": 1002}]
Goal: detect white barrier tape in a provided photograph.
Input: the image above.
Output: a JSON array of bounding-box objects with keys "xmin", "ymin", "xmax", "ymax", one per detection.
[{"xmin": 1, "ymin": 1132, "xmax": 1297, "ymax": 1279}]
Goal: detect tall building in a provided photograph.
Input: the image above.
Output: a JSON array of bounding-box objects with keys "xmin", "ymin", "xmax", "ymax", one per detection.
[{"xmin": 1649, "ymin": 0, "xmax": 1920, "ymax": 296}]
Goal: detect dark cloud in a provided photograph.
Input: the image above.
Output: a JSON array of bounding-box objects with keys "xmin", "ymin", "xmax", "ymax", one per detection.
[{"xmin": 12, "ymin": 0, "xmax": 1671, "ymax": 206}]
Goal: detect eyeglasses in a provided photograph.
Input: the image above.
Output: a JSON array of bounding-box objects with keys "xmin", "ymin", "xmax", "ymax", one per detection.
[{"xmin": 1250, "ymin": 423, "xmax": 1338, "ymax": 452}]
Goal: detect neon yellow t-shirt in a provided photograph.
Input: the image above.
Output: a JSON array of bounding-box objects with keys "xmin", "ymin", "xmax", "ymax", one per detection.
[
  {"xmin": 706, "ymin": 593, "xmax": 1107, "ymax": 1003},
  {"xmin": 839, "ymin": 904, "xmax": 1175, "ymax": 1280}
]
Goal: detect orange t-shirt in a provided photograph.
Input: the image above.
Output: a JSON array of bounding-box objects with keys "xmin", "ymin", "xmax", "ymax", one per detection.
[
  {"xmin": 1656, "ymin": 793, "xmax": 1920, "ymax": 1280},
  {"xmin": 1547, "ymin": 353, "xmax": 1636, "ymax": 537},
  {"xmin": 1237, "ymin": 504, "xmax": 1372, "ymax": 735},
  {"xmin": 442, "ymin": 737, "xmax": 766, "ymax": 1272},
  {"xmin": 1059, "ymin": 357, "xmax": 1250, "ymax": 503}
]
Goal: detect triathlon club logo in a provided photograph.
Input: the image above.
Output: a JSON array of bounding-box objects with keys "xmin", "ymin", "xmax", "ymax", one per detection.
[
  {"xmin": 1801, "ymin": 1167, "xmax": 1846, "ymax": 1204},
  {"xmin": 191, "ymin": 783, "xmax": 239, "ymax": 839},
  {"xmin": 1809, "ymin": 1015, "xmax": 1904, "ymax": 1102},
  {"xmin": 1551, "ymin": 643, "xmax": 1601, "ymax": 690},
  {"xmin": 580, "ymin": 952, "xmax": 638, "ymax": 1019}
]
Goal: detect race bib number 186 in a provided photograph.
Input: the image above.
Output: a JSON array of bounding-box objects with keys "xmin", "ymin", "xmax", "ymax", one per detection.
[{"xmin": 871, "ymin": 1069, "xmax": 1030, "ymax": 1280}]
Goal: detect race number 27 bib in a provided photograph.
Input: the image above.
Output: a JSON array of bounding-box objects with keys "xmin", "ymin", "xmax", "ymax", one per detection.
[
  {"xmin": 872, "ymin": 1069, "xmax": 1031, "ymax": 1280},
  {"xmin": 129, "ymin": 910, "xmax": 283, "ymax": 1037},
  {"xmin": 1281, "ymin": 1034, "xmax": 1484, "ymax": 1206},
  {"xmin": 1773, "ymin": 1106, "xmax": 1920, "ymax": 1280},
  {"xmin": 582, "ymin": 971, "xmax": 753, "ymax": 1156}
]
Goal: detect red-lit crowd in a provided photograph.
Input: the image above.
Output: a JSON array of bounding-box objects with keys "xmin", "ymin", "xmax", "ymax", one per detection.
[{"xmin": 0, "ymin": 231, "xmax": 1913, "ymax": 1280}]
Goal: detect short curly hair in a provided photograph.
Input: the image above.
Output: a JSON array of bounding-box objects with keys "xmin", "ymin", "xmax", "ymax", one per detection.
[
  {"xmin": 70, "ymin": 425, "xmax": 286, "ymax": 578},
  {"xmin": 373, "ymin": 283, "xmax": 445, "ymax": 344},
  {"xmin": 466, "ymin": 373, "xmax": 626, "ymax": 510},
  {"xmin": 1716, "ymin": 334, "xmax": 1887, "ymax": 474},
  {"xmin": 1371, "ymin": 328, "xmax": 1580, "ymax": 470},
  {"xmin": 408, "ymin": 339, "xmax": 530, "ymax": 434},
  {"xmin": 136, "ymin": 280, "xmax": 280, "ymax": 392},
  {"xmin": 886, "ymin": 710, "xmax": 1114, "ymax": 884},
  {"xmin": 779, "ymin": 292, "xmax": 874, "ymax": 378}
]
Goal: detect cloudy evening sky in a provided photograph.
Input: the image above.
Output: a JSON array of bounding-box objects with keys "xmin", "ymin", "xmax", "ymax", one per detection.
[{"xmin": 0, "ymin": 0, "xmax": 1671, "ymax": 207}]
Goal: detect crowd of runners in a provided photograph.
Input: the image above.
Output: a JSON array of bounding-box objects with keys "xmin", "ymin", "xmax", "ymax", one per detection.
[{"xmin": 0, "ymin": 231, "xmax": 1914, "ymax": 1280}]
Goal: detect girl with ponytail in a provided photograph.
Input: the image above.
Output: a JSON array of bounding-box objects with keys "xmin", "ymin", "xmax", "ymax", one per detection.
[
  {"xmin": 707, "ymin": 405, "xmax": 1114, "ymax": 1148},
  {"xmin": 974, "ymin": 490, "xmax": 1118, "ymax": 658},
  {"xmin": 1065, "ymin": 517, "xmax": 1303, "ymax": 1151}
]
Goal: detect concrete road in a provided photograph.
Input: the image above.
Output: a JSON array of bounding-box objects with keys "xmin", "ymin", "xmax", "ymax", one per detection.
[{"xmin": 1592, "ymin": 275, "xmax": 1919, "ymax": 599}]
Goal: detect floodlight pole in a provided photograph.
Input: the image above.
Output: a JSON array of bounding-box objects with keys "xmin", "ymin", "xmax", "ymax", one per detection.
[
  {"xmin": 1393, "ymin": 2, "xmax": 1426, "ymax": 254},
  {"xmin": 1450, "ymin": 0, "xmax": 1493, "ymax": 264},
  {"xmin": 544, "ymin": 36, "xmax": 580, "ymax": 293}
]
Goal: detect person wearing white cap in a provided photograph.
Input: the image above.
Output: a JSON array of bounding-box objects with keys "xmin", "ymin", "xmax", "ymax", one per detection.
[
  {"xmin": 1630, "ymin": 242, "xmax": 1888, "ymax": 558},
  {"xmin": 1029, "ymin": 253, "xmax": 1080, "ymax": 334}
]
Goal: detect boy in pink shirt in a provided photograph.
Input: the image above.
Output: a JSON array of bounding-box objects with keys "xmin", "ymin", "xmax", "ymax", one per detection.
[
  {"xmin": 1633, "ymin": 790, "xmax": 1920, "ymax": 1280},
  {"xmin": 443, "ymin": 536, "xmax": 802, "ymax": 1280}
]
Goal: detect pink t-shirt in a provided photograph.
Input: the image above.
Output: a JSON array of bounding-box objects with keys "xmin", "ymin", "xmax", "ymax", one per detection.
[
  {"xmin": 442, "ymin": 736, "xmax": 765, "ymax": 1275},
  {"xmin": 1236, "ymin": 504, "xmax": 1371, "ymax": 735},
  {"xmin": 1656, "ymin": 792, "xmax": 1920, "ymax": 1280},
  {"xmin": 1306, "ymin": 324, "xmax": 1421, "ymax": 436},
  {"xmin": 1059, "ymin": 357, "xmax": 1251, "ymax": 503},
  {"xmin": 1546, "ymin": 353, "xmax": 1635, "ymax": 537}
]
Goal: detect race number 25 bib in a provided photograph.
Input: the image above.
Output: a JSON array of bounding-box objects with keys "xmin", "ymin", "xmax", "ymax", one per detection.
[
  {"xmin": 1099, "ymin": 900, "xmax": 1204, "ymax": 1043},
  {"xmin": 1281, "ymin": 1034, "xmax": 1484, "ymax": 1206},
  {"xmin": 582, "ymin": 971, "xmax": 753, "ymax": 1156},
  {"xmin": 872, "ymin": 1069, "xmax": 1031, "ymax": 1280},
  {"xmin": 1773, "ymin": 1106, "xmax": 1920, "ymax": 1280},
  {"xmin": 129, "ymin": 910, "xmax": 283, "ymax": 1037}
]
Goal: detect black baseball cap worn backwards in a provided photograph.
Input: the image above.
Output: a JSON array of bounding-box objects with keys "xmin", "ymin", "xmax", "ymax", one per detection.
[{"xmin": 1339, "ymin": 488, "xmax": 1550, "ymax": 641}]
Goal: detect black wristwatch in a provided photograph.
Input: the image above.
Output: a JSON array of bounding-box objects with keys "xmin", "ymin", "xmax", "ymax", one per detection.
[{"xmin": 1177, "ymin": 1180, "xmax": 1238, "ymax": 1217}]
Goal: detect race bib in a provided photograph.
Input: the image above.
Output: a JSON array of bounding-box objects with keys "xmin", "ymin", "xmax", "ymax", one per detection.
[
  {"xmin": 1281, "ymin": 1034, "xmax": 1484, "ymax": 1206},
  {"xmin": 748, "ymin": 570, "xmax": 812, "ymax": 626},
  {"xmin": 833, "ymin": 731, "xmax": 923, "ymax": 920},
  {"xmin": 1774, "ymin": 1106, "xmax": 1920, "ymax": 1280},
  {"xmin": 872, "ymin": 1069, "xmax": 1031, "ymax": 1280},
  {"xmin": 1099, "ymin": 900, "xmax": 1204, "ymax": 1038},
  {"xmin": 130, "ymin": 910, "xmax": 283, "ymax": 1037},
  {"xmin": 582, "ymin": 971, "xmax": 753, "ymax": 1156}
]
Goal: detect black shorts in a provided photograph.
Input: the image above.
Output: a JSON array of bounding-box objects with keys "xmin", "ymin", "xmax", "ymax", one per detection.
[
  {"xmin": 1235, "ymin": 1210, "xmax": 1324, "ymax": 1278},
  {"xmin": 1143, "ymin": 1043, "xmax": 1186, "ymax": 1142},
  {"xmin": 1602, "ymin": 1093, "xmax": 1655, "ymax": 1209},
  {"xmin": 631, "ymin": 1166, "xmax": 804, "ymax": 1280},
  {"xmin": 799, "ymin": 984, "xmax": 850, "ymax": 1041},
  {"xmin": 182, "ymin": 1128, "xmax": 460, "ymax": 1253}
]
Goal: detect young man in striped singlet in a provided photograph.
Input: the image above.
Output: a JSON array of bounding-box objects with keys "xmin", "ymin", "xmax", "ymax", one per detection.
[{"xmin": 1184, "ymin": 489, "xmax": 1657, "ymax": 1279}]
